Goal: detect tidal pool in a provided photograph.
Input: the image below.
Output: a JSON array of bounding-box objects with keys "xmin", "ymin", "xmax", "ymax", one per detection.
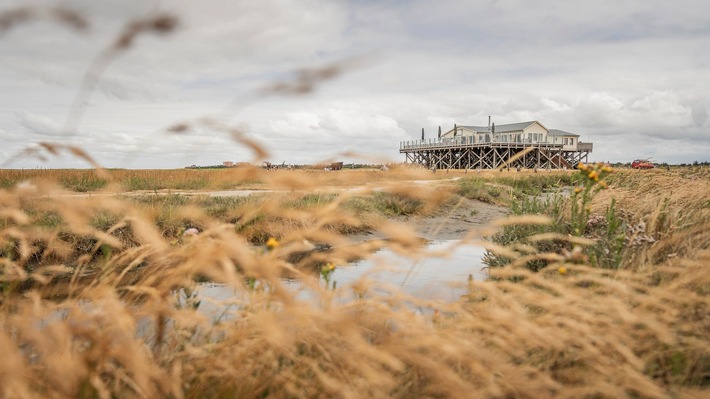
[
  {"xmin": 194, "ymin": 240, "xmax": 488, "ymax": 318},
  {"xmin": 330, "ymin": 240, "xmax": 487, "ymax": 301}
]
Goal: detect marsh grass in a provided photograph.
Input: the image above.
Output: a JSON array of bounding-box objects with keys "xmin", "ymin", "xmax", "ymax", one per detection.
[
  {"xmin": 0, "ymin": 166, "xmax": 479, "ymax": 194},
  {"xmin": 493, "ymin": 172, "xmax": 576, "ymax": 196},
  {"xmin": 1, "ymin": 166, "xmax": 709, "ymax": 399},
  {"xmin": 486, "ymin": 167, "xmax": 710, "ymax": 272},
  {"xmin": 369, "ymin": 191, "xmax": 425, "ymax": 216},
  {"xmin": 57, "ymin": 171, "xmax": 109, "ymax": 192},
  {"xmin": 457, "ymin": 172, "xmax": 577, "ymax": 206},
  {"xmin": 2, "ymin": 5, "xmax": 709, "ymax": 397},
  {"xmin": 0, "ymin": 168, "xmax": 261, "ymax": 192},
  {"xmin": 456, "ymin": 177, "xmax": 503, "ymax": 204}
]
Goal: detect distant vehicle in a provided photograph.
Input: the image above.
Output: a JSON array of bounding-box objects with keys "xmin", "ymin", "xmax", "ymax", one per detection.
[{"xmin": 631, "ymin": 159, "xmax": 655, "ymax": 169}]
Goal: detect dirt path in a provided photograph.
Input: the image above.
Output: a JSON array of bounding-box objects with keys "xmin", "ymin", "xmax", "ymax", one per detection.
[{"xmin": 61, "ymin": 177, "xmax": 465, "ymax": 198}]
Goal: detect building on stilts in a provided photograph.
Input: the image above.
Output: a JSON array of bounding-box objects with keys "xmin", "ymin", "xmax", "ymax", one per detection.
[{"xmin": 400, "ymin": 120, "xmax": 593, "ymax": 170}]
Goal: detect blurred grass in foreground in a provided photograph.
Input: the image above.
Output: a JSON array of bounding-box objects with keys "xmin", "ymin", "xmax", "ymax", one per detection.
[{"xmin": 0, "ymin": 166, "xmax": 708, "ymax": 398}]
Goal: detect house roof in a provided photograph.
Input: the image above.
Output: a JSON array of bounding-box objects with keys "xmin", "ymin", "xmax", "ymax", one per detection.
[
  {"xmin": 460, "ymin": 121, "xmax": 540, "ymax": 133},
  {"xmin": 444, "ymin": 121, "xmax": 580, "ymax": 137},
  {"xmin": 548, "ymin": 129, "xmax": 580, "ymax": 137}
]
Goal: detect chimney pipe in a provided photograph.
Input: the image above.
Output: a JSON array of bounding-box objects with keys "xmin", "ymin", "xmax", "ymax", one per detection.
[{"xmin": 488, "ymin": 115, "xmax": 491, "ymax": 129}]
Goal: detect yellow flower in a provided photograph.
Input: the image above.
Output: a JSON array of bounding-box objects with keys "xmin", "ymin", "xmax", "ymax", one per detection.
[
  {"xmin": 601, "ymin": 165, "xmax": 613, "ymax": 173},
  {"xmin": 324, "ymin": 262, "xmax": 336, "ymax": 271},
  {"xmin": 599, "ymin": 181, "xmax": 608, "ymax": 189},
  {"xmin": 577, "ymin": 162, "xmax": 586, "ymax": 170},
  {"xmin": 587, "ymin": 170, "xmax": 598, "ymax": 180},
  {"xmin": 574, "ymin": 187, "xmax": 583, "ymax": 194},
  {"xmin": 558, "ymin": 266, "xmax": 567, "ymax": 275},
  {"xmin": 266, "ymin": 237, "xmax": 280, "ymax": 250}
]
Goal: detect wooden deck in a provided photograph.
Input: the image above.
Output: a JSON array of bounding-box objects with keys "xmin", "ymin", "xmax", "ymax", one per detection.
[{"xmin": 399, "ymin": 140, "xmax": 592, "ymax": 170}]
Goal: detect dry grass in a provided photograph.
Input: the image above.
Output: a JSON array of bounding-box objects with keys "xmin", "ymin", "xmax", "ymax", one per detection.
[
  {"xmin": 0, "ymin": 166, "xmax": 578, "ymax": 193},
  {"xmin": 0, "ymin": 166, "xmax": 708, "ymax": 398},
  {"xmin": 0, "ymin": 166, "xmax": 479, "ymax": 193},
  {"xmin": 595, "ymin": 168, "xmax": 710, "ymax": 267},
  {"xmin": 2, "ymin": 5, "xmax": 708, "ymax": 397}
]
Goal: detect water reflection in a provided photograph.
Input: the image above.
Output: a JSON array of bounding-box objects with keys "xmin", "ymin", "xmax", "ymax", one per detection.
[
  {"xmin": 333, "ymin": 240, "xmax": 487, "ymax": 301},
  {"xmin": 195, "ymin": 240, "xmax": 487, "ymax": 317}
]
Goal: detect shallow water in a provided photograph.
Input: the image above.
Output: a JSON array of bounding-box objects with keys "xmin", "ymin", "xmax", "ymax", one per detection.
[
  {"xmin": 195, "ymin": 240, "xmax": 488, "ymax": 318},
  {"xmin": 331, "ymin": 240, "xmax": 487, "ymax": 301}
]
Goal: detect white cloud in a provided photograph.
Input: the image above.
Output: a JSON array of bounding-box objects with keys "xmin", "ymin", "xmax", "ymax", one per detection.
[
  {"xmin": 16, "ymin": 111, "xmax": 69, "ymax": 137},
  {"xmin": 1, "ymin": 0, "xmax": 709, "ymax": 167}
]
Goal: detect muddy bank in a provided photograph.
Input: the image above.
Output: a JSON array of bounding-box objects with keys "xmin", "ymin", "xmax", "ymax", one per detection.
[{"xmin": 352, "ymin": 198, "xmax": 507, "ymax": 242}]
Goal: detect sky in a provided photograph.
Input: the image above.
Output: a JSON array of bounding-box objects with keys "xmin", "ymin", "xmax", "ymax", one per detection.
[{"xmin": 1, "ymin": 0, "xmax": 709, "ymax": 168}]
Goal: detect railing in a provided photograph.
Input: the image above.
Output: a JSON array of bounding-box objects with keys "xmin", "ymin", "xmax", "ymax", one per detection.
[
  {"xmin": 400, "ymin": 139, "xmax": 594, "ymax": 152},
  {"xmin": 578, "ymin": 142, "xmax": 593, "ymax": 151},
  {"xmin": 399, "ymin": 139, "xmax": 564, "ymax": 151}
]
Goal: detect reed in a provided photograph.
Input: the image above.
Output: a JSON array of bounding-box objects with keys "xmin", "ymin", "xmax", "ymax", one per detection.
[
  {"xmin": 1, "ymin": 5, "xmax": 708, "ymax": 397},
  {"xmin": 1, "ymin": 166, "xmax": 708, "ymax": 398}
]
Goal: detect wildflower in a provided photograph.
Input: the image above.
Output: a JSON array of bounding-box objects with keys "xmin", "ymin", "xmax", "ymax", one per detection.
[
  {"xmin": 558, "ymin": 266, "xmax": 567, "ymax": 275},
  {"xmin": 599, "ymin": 181, "xmax": 608, "ymax": 189},
  {"xmin": 587, "ymin": 170, "xmax": 599, "ymax": 180},
  {"xmin": 323, "ymin": 262, "xmax": 336, "ymax": 272},
  {"xmin": 266, "ymin": 237, "xmax": 280, "ymax": 250},
  {"xmin": 601, "ymin": 165, "xmax": 613, "ymax": 173},
  {"xmin": 577, "ymin": 162, "xmax": 586, "ymax": 170},
  {"xmin": 574, "ymin": 186, "xmax": 583, "ymax": 194}
]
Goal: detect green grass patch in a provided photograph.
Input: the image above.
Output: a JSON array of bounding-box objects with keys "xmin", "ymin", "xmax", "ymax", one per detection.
[
  {"xmin": 284, "ymin": 193, "xmax": 338, "ymax": 209},
  {"xmin": 173, "ymin": 177, "xmax": 210, "ymax": 190},
  {"xmin": 198, "ymin": 196, "xmax": 250, "ymax": 219},
  {"xmin": 491, "ymin": 174, "xmax": 576, "ymax": 196},
  {"xmin": 59, "ymin": 172, "xmax": 108, "ymax": 192},
  {"xmin": 485, "ymin": 195, "xmax": 569, "ymax": 271},
  {"xmin": 371, "ymin": 191, "xmax": 424, "ymax": 216},
  {"xmin": 121, "ymin": 175, "xmax": 162, "ymax": 191},
  {"xmin": 344, "ymin": 191, "xmax": 424, "ymax": 217},
  {"xmin": 456, "ymin": 177, "xmax": 503, "ymax": 204}
]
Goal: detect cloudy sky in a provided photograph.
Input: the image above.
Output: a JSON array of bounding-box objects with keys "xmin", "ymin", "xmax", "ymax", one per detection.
[{"xmin": 1, "ymin": 0, "xmax": 709, "ymax": 168}]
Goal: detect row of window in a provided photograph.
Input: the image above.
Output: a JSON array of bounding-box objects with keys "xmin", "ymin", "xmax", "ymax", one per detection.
[{"xmin": 445, "ymin": 133, "xmax": 576, "ymax": 145}]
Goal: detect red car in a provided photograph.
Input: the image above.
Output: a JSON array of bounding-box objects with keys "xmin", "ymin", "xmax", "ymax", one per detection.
[{"xmin": 631, "ymin": 159, "xmax": 655, "ymax": 169}]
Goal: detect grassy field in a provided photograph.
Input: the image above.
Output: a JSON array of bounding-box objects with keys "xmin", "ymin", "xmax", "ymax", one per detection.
[
  {"xmin": 1, "ymin": 166, "xmax": 708, "ymax": 398},
  {"xmin": 0, "ymin": 166, "xmax": 480, "ymax": 192}
]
